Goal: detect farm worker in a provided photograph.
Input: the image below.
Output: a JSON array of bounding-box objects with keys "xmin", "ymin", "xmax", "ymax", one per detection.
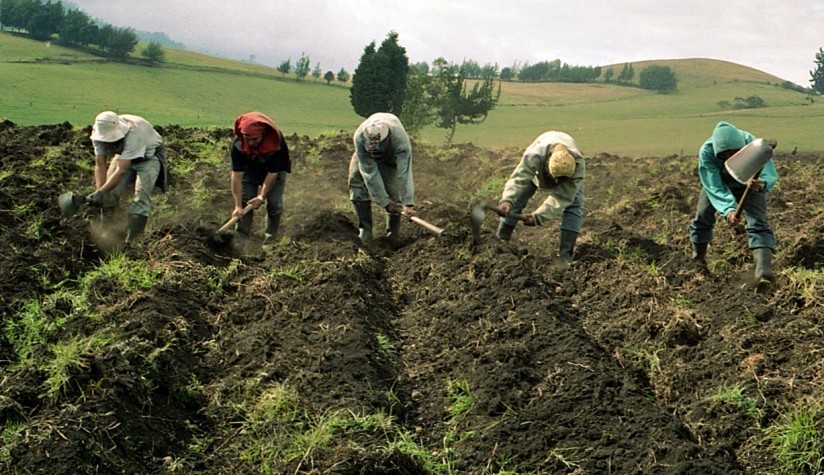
[
  {"xmin": 497, "ymin": 131, "xmax": 585, "ymax": 266},
  {"xmin": 349, "ymin": 112, "xmax": 415, "ymax": 241},
  {"xmin": 689, "ymin": 121, "xmax": 778, "ymax": 287},
  {"xmin": 229, "ymin": 111, "xmax": 291, "ymax": 254},
  {"xmin": 86, "ymin": 111, "xmax": 168, "ymax": 246}
]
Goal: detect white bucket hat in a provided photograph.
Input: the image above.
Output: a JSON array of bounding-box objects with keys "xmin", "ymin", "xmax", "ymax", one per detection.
[
  {"xmin": 548, "ymin": 144, "xmax": 576, "ymax": 179},
  {"xmin": 90, "ymin": 111, "xmax": 130, "ymax": 142}
]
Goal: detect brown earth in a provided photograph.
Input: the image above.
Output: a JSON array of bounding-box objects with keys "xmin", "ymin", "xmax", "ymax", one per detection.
[{"xmin": 0, "ymin": 121, "xmax": 821, "ymax": 474}]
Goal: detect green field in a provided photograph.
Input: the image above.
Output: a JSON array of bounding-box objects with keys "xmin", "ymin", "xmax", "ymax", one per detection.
[{"xmin": 2, "ymin": 31, "xmax": 821, "ymax": 156}]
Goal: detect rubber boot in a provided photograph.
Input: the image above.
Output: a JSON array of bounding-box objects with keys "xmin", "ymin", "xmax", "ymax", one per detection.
[
  {"xmin": 691, "ymin": 242, "xmax": 708, "ymax": 266},
  {"xmin": 753, "ymin": 248, "xmax": 774, "ymax": 290},
  {"xmin": 559, "ymin": 229, "xmax": 578, "ymax": 266},
  {"xmin": 497, "ymin": 221, "xmax": 516, "ymax": 241},
  {"xmin": 125, "ymin": 214, "xmax": 148, "ymax": 245},
  {"xmin": 262, "ymin": 214, "xmax": 282, "ymax": 251},
  {"xmin": 387, "ymin": 213, "xmax": 401, "ymax": 239},
  {"xmin": 354, "ymin": 201, "xmax": 373, "ymax": 242}
]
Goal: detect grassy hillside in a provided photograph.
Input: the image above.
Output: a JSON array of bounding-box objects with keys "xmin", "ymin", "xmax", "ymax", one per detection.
[{"xmin": 1, "ymin": 31, "xmax": 821, "ymax": 156}]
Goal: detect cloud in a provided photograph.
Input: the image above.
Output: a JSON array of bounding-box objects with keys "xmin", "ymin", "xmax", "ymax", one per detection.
[{"xmin": 69, "ymin": 0, "xmax": 820, "ymax": 85}]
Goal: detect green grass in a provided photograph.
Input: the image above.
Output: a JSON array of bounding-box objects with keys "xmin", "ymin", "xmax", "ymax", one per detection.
[
  {"xmin": 2, "ymin": 31, "xmax": 822, "ymax": 156},
  {"xmin": 765, "ymin": 405, "xmax": 823, "ymax": 474}
]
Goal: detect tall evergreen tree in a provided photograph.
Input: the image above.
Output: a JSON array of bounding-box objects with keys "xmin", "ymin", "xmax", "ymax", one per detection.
[
  {"xmin": 811, "ymin": 47, "xmax": 824, "ymax": 95},
  {"xmin": 350, "ymin": 31, "xmax": 409, "ymax": 117}
]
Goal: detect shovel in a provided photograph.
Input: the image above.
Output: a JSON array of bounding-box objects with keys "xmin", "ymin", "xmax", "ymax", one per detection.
[
  {"xmin": 470, "ymin": 202, "xmax": 526, "ymax": 242},
  {"xmin": 216, "ymin": 203, "xmax": 255, "ymax": 234},
  {"xmin": 724, "ymin": 138, "xmax": 774, "ymax": 221}
]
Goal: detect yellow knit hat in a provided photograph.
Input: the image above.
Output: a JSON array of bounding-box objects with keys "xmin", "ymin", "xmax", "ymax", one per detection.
[{"xmin": 548, "ymin": 144, "xmax": 575, "ymax": 178}]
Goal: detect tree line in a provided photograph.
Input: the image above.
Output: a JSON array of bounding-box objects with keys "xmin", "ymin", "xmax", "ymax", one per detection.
[{"xmin": 0, "ymin": 0, "xmax": 163, "ymax": 61}]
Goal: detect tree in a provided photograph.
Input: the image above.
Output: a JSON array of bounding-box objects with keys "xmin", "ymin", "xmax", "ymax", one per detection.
[
  {"xmin": 349, "ymin": 31, "xmax": 409, "ymax": 117},
  {"xmin": 323, "ymin": 70, "xmax": 335, "ymax": 85},
  {"xmin": 639, "ymin": 65, "xmax": 677, "ymax": 93},
  {"xmin": 312, "ymin": 62, "xmax": 322, "ymax": 80},
  {"xmin": 618, "ymin": 62, "xmax": 634, "ymax": 83},
  {"xmin": 277, "ymin": 58, "xmax": 291, "ymax": 77},
  {"xmin": 811, "ymin": 47, "xmax": 824, "ymax": 95},
  {"xmin": 106, "ymin": 26, "xmax": 138, "ymax": 57},
  {"xmin": 433, "ymin": 63, "xmax": 501, "ymax": 143},
  {"xmin": 399, "ymin": 67, "xmax": 437, "ymax": 134},
  {"xmin": 603, "ymin": 68, "xmax": 614, "ymax": 82},
  {"xmin": 500, "ymin": 66, "xmax": 516, "ymax": 81},
  {"xmin": 59, "ymin": 8, "xmax": 94, "ymax": 46},
  {"xmin": 294, "ymin": 53, "xmax": 310, "ymax": 81},
  {"xmin": 141, "ymin": 40, "xmax": 165, "ymax": 64},
  {"xmin": 336, "ymin": 67, "xmax": 350, "ymax": 83},
  {"xmin": 27, "ymin": 0, "xmax": 63, "ymax": 40}
]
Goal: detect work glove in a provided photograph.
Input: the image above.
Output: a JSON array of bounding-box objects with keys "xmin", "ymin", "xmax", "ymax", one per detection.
[
  {"xmin": 385, "ymin": 202, "xmax": 402, "ymax": 215},
  {"xmin": 86, "ymin": 190, "xmax": 104, "ymax": 207}
]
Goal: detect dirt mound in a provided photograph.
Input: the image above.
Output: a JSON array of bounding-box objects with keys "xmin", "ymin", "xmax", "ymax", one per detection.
[{"xmin": 0, "ymin": 123, "xmax": 821, "ymax": 474}]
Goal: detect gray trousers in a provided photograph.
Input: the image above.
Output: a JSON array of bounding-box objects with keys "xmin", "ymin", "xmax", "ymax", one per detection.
[
  {"xmin": 501, "ymin": 182, "xmax": 586, "ymax": 233},
  {"xmin": 236, "ymin": 171, "xmax": 287, "ymax": 237},
  {"xmin": 689, "ymin": 188, "xmax": 775, "ymax": 250},
  {"xmin": 105, "ymin": 152, "xmax": 161, "ymax": 217},
  {"xmin": 347, "ymin": 153, "xmax": 399, "ymax": 204}
]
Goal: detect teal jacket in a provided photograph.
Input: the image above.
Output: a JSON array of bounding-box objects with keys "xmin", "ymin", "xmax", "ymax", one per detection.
[{"xmin": 698, "ymin": 122, "xmax": 778, "ymax": 218}]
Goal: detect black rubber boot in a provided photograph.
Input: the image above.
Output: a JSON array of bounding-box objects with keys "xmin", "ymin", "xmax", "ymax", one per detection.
[
  {"xmin": 263, "ymin": 214, "xmax": 282, "ymax": 251},
  {"xmin": 753, "ymin": 247, "xmax": 774, "ymax": 290},
  {"xmin": 559, "ymin": 229, "xmax": 578, "ymax": 266},
  {"xmin": 354, "ymin": 201, "xmax": 373, "ymax": 241},
  {"xmin": 125, "ymin": 214, "xmax": 148, "ymax": 245},
  {"xmin": 497, "ymin": 222, "xmax": 516, "ymax": 241},
  {"xmin": 691, "ymin": 242, "xmax": 708, "ymax": 266},
  {"xmin": 387, "ymin": 213, "xmax": 401, "ymax": 238}
]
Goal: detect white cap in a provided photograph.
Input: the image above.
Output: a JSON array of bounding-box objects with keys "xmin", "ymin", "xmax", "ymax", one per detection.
[
  {"xmin": 90, "ymin": 111, "xmax": 130, "ymax": 142},
  {"xmin": 363, "ymin": 120, "xmax": 389, "ymax": 151}
]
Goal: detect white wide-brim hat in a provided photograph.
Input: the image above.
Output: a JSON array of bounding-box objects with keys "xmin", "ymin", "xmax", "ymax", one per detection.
[{"xmin": 90, "ymin": 111, "xmax": 130, "ymax": 142}]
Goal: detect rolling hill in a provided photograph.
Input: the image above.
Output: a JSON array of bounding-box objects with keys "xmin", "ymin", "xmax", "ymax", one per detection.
[{"xmin": 1, "ymin": 31, "xmax": 821, "ymax": 156}]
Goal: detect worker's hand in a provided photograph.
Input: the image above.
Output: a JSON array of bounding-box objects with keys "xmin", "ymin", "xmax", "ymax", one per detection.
[
  {"xmin": 385, "ymin": 202, "xmax": 402, "ymax": 215},
  {"xmin": 726, "ymin": 212, "xmax": 742, "ymax": 228},
  {"xmin": 249, "ymin": 194, "xmax": 265, "ymax": 209},
  {"xmin": 748, "ymin": 177, "xmax": 765, "ymax": 192},
  {"xmin": 401, "ymin": 205, "xmax": 417, "ymax": 218},
  {"xmin": 499, "ymin": 201, "xmax": 512, "ymax": 215},
  {"xmin": 85, "ymin": 190, "xmax": 104, "ymax": 207},
  {"xmin": 232, "ymin": 205, "xmax": 245, "ymax": 217},
  {"xmin": 522, "ymin": 214, "xmax": 537, "ymax": 226}
]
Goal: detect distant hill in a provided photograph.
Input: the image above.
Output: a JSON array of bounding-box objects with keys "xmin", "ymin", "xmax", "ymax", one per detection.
[
  {"xmin": 135, "ymin": 30, "xmax": 187, "ymax": 50},
  {"xmin": 600, "ymin": 58, "xmax": 791, "ymax": 88},
  {"xmin": 1, "ymin": 31, "xmax": 820, "ymax": 155}
]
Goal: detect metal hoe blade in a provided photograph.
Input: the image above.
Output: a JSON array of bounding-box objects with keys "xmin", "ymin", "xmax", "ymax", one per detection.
[
  {"xmin": 724, "ymin": 138, "xmax": 773, "ymax": 185},
  {"xmin": 470, "ymin": 205, "xmax": 486, "ymax": 243},
  {"xmin": 58, "ymin": 191, "xmax": 84, "ymax": 218}
]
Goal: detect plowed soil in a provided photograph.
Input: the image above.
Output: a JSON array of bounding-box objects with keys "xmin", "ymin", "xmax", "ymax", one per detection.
[{"xmin": 0, "ymin": 121, "xmax": 821, "ymax": 474}]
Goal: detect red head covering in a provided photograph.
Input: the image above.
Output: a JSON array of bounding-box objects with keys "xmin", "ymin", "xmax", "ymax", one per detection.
[{"xmin": 233, "ymin": 111, "xmax": 281, "ymax": 155}]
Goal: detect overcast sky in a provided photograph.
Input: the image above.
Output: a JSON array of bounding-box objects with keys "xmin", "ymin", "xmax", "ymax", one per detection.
[{"xmin": 69, "ymin": 0, "xmax": 822, "ymax": 86}]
